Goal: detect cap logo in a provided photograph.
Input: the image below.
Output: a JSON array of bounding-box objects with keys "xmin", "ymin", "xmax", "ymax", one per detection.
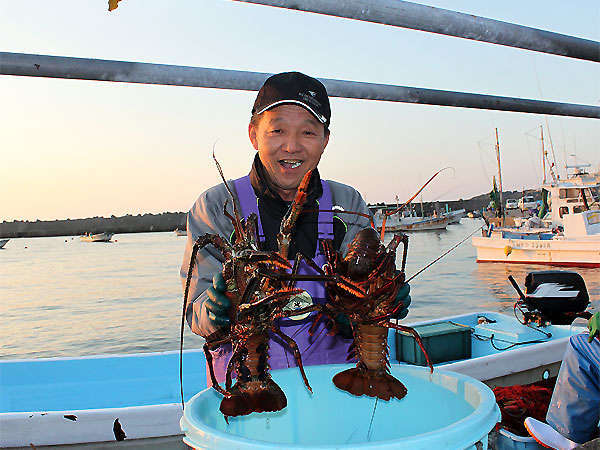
[
  {"xmin": 308, "ymin": 90, "xmax": 316, "ymax": 97},
  {"xmin": 299, "ymin": 92, "xmax": 321, "ymax": 110}
]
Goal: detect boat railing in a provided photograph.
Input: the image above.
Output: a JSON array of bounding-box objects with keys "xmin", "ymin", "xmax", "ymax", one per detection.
[{"xmin": 1, "ymin": 0, "xmax": 598, "ymax": 119}]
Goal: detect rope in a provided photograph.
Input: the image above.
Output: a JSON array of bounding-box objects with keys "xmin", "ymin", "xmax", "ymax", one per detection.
[{"xmin": 405, "ymin": 225, "xmax": 484, "ymax": 283}]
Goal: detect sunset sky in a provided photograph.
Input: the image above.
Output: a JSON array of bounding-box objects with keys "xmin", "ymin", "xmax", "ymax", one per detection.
[{"xmin": 1, "ymin": 0, "xmax": 598, "ymax": 221}]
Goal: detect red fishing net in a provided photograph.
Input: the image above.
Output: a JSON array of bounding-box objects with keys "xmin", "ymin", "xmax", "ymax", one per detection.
[{"xmin": 493, "ymin": 381, "xmax": 554, "ymax": 436}]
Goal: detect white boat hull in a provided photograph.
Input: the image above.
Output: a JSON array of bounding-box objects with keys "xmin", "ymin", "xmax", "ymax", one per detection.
[
  {"xmin": 444, "ymin": 209, "xmax": 466, "ymax": 224},
  {"xmin": 397, "ymin": 216, "xmax": 449, "ymax": 231},
  {"xmin": 375, "ymin": 216, "xmax": 449, "ymax": 232},
  {"xmin": 472, "ymin": 235, "xmax": 600, "ymax": 267},
  {"xmin": 3, "ymin": 404, "xmax": 183, "ymax": 447},
  {"xmin": 80, "ymin": 232, "xmax": 114, "ymax": 242}
]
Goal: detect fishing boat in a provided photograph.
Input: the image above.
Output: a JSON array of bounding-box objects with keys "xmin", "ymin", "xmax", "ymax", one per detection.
[
  {"xmin": 174, "ymin": 228, "xmax": 187, "ymax": 237},
  {"xmin": 444, "ymin": 208, "xmax": 466, "ymax": 224},
  {"xmin": 80, "ymin": 232, "xmax": 114, "ymax": 242},
  {"xmin": 0, "ymin": 239, "xmax": 9, "ymax": 249},
  {"xmin": 397, "ymin": 215, "xmax": 450, "ymax": 231},
  {"xmin": 1, "ymin": 281, "xmax": 588, "ymax": 446},
  {"xmin": 473, "ymin": 182, "xmax": 600, "ymax": 267},
  {"xmin": 374, "ymin": 210, "xmax": 450, "ymax": 232}
]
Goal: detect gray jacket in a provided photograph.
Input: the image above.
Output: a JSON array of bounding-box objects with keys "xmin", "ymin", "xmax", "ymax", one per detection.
[{"xmin": 180, "ymin": 178, "xmax": 372, "ymax": 338}]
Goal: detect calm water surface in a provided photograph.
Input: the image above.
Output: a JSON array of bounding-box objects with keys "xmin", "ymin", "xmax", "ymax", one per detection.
[{"xmin": 2, "ymin": 219, "xmax": 598, "ymax": 359}]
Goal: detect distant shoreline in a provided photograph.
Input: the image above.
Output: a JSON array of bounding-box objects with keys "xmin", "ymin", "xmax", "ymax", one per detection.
[
  {"xmin": 0, "ymin": 190, "xmax": 535, "ymax": 239},
  {"xmin": 0, "ymin": 212, "xmax": 187, "ymax": 239}
]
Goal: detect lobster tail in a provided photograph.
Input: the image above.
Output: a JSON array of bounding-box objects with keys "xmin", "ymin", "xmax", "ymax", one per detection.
[
  {"xmin": 333, "ymin": 367, "xmax": 407, "ymax": 401},
  {"xmin": 220, "ymin": 378, "xmax": 287, "ymax": 417},
  {"xmin": 333, "ymin": 324, "xmax": 407, "ymax": 401}
]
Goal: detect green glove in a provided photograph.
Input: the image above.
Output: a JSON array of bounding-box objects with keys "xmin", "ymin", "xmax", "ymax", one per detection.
[
  {"xmin": 204, "ymin": 273, "xmax": 231, "ymax": 328},
  {"xmin": 588, "ymin": 312, "xmax": 600, "ymax": 343},
  {"xmin": 333, "ymin": 313, "xmax": 354, "ymax": 339},
  {"xmin": 391, "ymin": 283, "xmax": 411, "ymax": 320}
]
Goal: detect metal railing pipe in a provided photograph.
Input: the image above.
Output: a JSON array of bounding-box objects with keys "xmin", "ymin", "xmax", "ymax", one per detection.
[
  {"xmin": 1, "ymin": 52, "xmax": 598, "ymax": 118},
  {"xmin": 233, "ymin": 0, "xmax": 600, "ymax": 63}
]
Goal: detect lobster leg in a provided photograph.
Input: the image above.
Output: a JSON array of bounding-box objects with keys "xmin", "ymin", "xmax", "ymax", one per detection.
[
  {"xmin": 247, "ymin": 251, "xmax": 292, "ymax": 269},
  {"xmin": 246, "ymin": 213, "xmax": 259, "ymax": 248},
  {"xmin": 203, "ymin": 336, "xmax": 233, "ymax": 397},
  {"xmin": 385, "ymin": 322, "xmax": 433, "ymax": 373},
  {"xmin": 239, "ymin": 276, "xmax": 260, "ymax": 305},
  {"xmin": 286, "ymin": 252, "xmax": 304, "ymax": 290},
  {"xmin": 271, "ymin": 325, "xmax": 312, "ymax": 393},
  {"xmin": 385, "ymin": 233, "xmax": 408, "ymax": 272},
  {"xmin": 369, "ymin": 271, "xmax": 405, "ymax": 299},
  {"xmin": 320, "ymin": 239, "xmax": 340, "ymax": 270},
  {"xmin": 180, "ymin": 233, "xmax": 234, "ymax": 407},
  {"xmin": 365, "ymin": 252, "xmax": 396, "ymax": 283},
  {"xmin": 225, "ymin": 340, "xmax": 245, "ymax": 391}
]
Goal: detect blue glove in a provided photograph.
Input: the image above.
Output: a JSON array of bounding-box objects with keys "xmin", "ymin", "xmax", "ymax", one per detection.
[
  {"xmin": 204, "ymin": 273, "xmax": 231, "ymax": 328},
  {"xmin": 391, "ymin": 283, "xmax": 411, "ymax": 320}
]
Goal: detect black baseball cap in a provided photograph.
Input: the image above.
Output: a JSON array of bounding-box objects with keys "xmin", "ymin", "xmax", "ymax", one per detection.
[{"xmin": 252, "ymin": 72, "xmax": 331, "ymax": 128}]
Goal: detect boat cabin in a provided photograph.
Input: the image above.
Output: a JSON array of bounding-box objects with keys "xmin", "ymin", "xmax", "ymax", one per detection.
[{"xmin": 543, "ymin": 181, "xmax": 600, "ymax": 227}]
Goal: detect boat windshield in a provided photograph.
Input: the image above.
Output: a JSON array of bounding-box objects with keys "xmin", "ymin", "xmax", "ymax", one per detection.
[{"xmin": 586, "ymin": 186, "xmax": 600, "ymax": 203}]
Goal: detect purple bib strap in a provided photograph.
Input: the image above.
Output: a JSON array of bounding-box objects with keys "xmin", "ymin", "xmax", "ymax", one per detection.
[
  {"xmin": 232, "ymin": 175, "xmax": 334, "ymax": 242},
  {"xmin": 233, "ymin": 176, "xmax": 265, "ymax": 240}
]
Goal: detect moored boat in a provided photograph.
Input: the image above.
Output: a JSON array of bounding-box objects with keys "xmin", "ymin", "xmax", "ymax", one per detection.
[
  {"xmin": 174, "ymin": 228, "xmax": 187, "ymax": 237},
  {"xmin": 397, "ymin": 215, "xmax": 450, "ymax": 231},
  {"xmin": 0, "ymin": 239, "xmax": 9, "ymax": 249},
  {"xmin": 444, "ymin": 208, "xmax": 466, "ymax": 224},
  {"xmin": 374, "ymin": 210, "xmax": 450, "ymax": 232},
  {"xmin": 80, "ymin": 232, "xmax": 114, "ymax": 242},
  {"xmin": 473, "ymin": 183, "xmax": 600, "ymax": 267}
]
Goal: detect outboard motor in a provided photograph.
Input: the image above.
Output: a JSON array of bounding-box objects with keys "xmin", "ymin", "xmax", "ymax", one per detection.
[{"xmin": 508, "ymin": 271, "xmax": 590, "ymax": 325}]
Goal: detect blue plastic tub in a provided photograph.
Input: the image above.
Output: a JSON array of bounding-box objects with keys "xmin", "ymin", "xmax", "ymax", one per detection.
[{"xmin": 180, "ymin": 364, "xmax": 500, "ymax": 449}]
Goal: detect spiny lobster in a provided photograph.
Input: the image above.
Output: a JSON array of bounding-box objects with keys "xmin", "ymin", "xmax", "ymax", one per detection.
[
  {"xmin": 312, "ymin": 227, "xmax": 433, "ymax": 401},
  {"xmin": 182, "ymin": 158, "xmax": 327, "ymax": 420}
]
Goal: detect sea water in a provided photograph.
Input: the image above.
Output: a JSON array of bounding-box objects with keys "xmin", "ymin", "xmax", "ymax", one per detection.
[{"xmin": 1, "ymin": 219, "xmax": 599, "ymax": 360}]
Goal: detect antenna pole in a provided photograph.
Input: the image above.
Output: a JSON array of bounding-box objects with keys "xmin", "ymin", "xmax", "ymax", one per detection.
[
  {"xmin": 495, "ymin": 128, "xmax": 505, "ymax": 226},
  {"xmin": 541, "ymin": 125, "xmax": 546, "ymax": 184}
]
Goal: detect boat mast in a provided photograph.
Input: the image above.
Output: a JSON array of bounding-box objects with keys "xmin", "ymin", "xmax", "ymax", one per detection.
[
  {"xmin": 495, "ymin": 128, "xmax": 505, "ymax": 226},
  {"xmin": 541, "ymin": 125, "xmax": 546, "ymax": 184}
]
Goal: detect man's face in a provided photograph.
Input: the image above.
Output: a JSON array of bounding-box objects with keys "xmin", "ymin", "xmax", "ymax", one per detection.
[{"xmin": 249, "ymin": 104, "xmax": 329, "ymax": 201}]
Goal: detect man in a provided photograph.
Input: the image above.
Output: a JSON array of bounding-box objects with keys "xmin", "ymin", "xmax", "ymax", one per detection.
[
  {"xmin": 525, "ymin": 313, "xmax": 600, "ymax": 449},
  {"xmin": 181, "ymin": 72, "xmax": 410, "ymax": 385}
]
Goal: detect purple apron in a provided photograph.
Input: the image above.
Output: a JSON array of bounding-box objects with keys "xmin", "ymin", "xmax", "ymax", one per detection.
[{"xmin": 206, "ymin": 175, "xmax": 352, "ymax": 385}]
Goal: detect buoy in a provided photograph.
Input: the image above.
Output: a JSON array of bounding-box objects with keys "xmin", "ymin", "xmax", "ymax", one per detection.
[{"xmin": 504, "ymin": 245, "xmax": 512, "ymax": 256}]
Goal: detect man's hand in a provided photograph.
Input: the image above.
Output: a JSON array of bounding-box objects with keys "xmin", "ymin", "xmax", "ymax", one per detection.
[
  {"xmin": 588, "ymin": 312, "xmax": 600, "ymax": 343},
  {"xmin": 391, "ymin": 283, "xmax": 411, "ymax": 320},
  {"xmin": 205, "ymin": 273, "xmax": 231, "ymax": 328},
  {"xmin": 333, "ymin": 313, "xmax": 353, "ymax": 339}
]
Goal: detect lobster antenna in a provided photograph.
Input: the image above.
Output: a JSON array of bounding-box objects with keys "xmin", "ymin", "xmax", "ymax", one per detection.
[
  {"xmin": 380, "ymin": 166, "xmax": 454, "ymax": 240},
  {"xmin": 302, "ymin": 209, "xmax": 375, "ymax": 230},
  {"xmin": 386, "ymin": 167, "xmax": 455, "ymax": 216},
  {"xmin": 212, "ymin": 143, "xmax": 245, "ymax": 240}
]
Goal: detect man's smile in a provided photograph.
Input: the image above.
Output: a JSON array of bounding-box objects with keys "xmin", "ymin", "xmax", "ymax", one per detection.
[{"xmin": 279, "ymin": 159, "xmax": 303, "ymax": 169}]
